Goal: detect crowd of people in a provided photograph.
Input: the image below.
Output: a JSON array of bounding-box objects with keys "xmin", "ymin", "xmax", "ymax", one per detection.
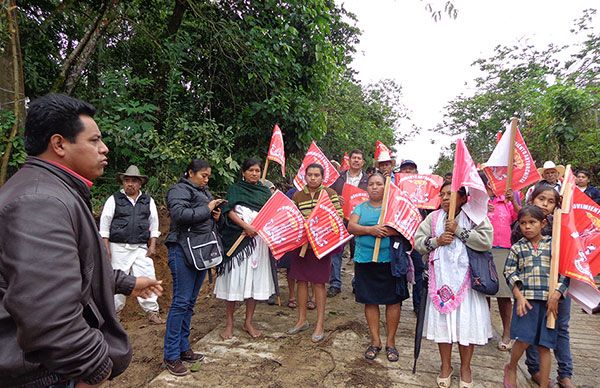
[{"xmin": 1, "ymin": 94, "xmax": 598, "ymax": 387}]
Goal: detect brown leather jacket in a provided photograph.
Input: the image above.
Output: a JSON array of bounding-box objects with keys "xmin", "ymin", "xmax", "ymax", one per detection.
[{"xmin": 0, "ymin": 158, "xmax": 135, "ymax": 387}]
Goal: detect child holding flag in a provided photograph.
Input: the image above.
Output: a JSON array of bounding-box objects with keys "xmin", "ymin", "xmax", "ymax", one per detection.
[{"xmin": 503, "ymin": 206, "xmax": 568, "ymax": 388}]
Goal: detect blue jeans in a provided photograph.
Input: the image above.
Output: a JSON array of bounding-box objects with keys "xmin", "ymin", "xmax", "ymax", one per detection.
[
  {"xmin": 525, "ymin": 297, "xmax": 573, "ymax": 379},
  {"xmin": 329, "ymin": 249, "xmax": 343, "ymax": 290},
  {"xmin": 411, "ymin": 250, "xmax": 425, "ymax": 311},
  {"xmin": 164, "ymin": 244, "xmax": 206, "ymax": 361}
]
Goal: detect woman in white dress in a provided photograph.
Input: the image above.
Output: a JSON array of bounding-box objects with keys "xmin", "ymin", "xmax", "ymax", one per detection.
[
  {"xmin": 215, "ymin": 158, "xmax": 274, "ymax": 339},
  {"xmin": 414, "ymin": 182, "xmax": 493, "ymax": 388}
]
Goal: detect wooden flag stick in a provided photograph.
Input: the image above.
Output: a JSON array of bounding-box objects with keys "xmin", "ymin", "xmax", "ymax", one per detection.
[
  {"xmin": 262, "ymin": 159, "xmax": 270, "ymax": 180},
  {"xmin": 299, "ymin": 243, "xmax": 308, "ymax": 257},
  {"xmin": 373, "ymin": 176, "xmax": 391, "ymax": 262},
  {"xmin": 447, "ymin": 191, "xmax": 458, "ymax": 222},
  {"xmin": 547, "ymin": 207, "xmax": 562, "ymax": 329},
  {"xmin": 506, "ymin": 117, "xmax": 519, "ymax": 192},
  {"xmin": 226, "ymin": 234, "xmax": 246, "ymax": 257}
]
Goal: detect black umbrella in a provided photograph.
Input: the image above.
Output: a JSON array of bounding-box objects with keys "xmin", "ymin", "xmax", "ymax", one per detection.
[
  {"xmin": 269, "ymin": 253, "xmax": 281, "ymax": 306},
  {"xmin": 412, "ymin": 270, "xmax": 429, "ymax": 374}
]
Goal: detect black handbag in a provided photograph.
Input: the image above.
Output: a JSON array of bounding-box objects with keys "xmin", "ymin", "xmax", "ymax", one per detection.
[
  {"xmin": 466, "ymin": 247, "xmax": 499, "ymax": 295},
  {"xmin": 182, "ymin": 228, "xmax": 223, "ymax": 271}
]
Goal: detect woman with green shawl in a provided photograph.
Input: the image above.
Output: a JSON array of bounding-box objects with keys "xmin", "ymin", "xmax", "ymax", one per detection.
[{"xmin": 215, "ymin": 158, "xmax": 274, "ymax": 339}]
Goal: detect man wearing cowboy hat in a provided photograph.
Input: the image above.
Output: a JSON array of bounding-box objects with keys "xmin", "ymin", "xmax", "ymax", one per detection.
[
  {"xmin": 377, "ymin": 149, "xmax": 396, "ymax": 184},
  {"xmin": 525, "ymin": 161, "xmax": 565, "ymax": 201},
  {"xmin": 100, "ymin": 165, "xmax": 164, "ymax": 324}
]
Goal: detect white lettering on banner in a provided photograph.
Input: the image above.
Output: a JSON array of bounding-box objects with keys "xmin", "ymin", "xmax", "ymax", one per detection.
[
  {"xmin": 515, "ymin": 141, "xmax": 532, "ymax": 183},
  {"xmin": 398, "ymin": 174, "xmax": 441, "ymax": 187},
  {"xmin": 262, "ymin": 205, "xmax": 305, "ymax": 244},
  {"xmin": 318, "ymin": 203, "xmax": 346, "ymax": 242},
  {"xmin": 308, "ymin": 216, "xmax": 330, "ymax": 247},
  {"xmin": 573, "ymin": 204, "xmax": 600, "ymax": 215}
]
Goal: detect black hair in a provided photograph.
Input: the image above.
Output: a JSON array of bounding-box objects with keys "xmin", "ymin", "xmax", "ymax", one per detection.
[
  {"xmin": 528, "ymin": 183, "xmax": 561, "ymax": 208},
  {"xmin": 576, "ymin": 169, "xmax": 591, "ymax": 179},
  {"xmin": 24, "ymin": 93, "xmax": 97, "ymax": 156},
  {"xmin": 241, "ymin": 157, "xmax": 262, "ymax": 172},
  {"xmin": 185, "ymin": 159, "xmax": 210, "ymax": 177},
  {"xmin": 518, "ymin": 205, "xmax": 546, "ymax": 222},
  {"xmin": 305, "ymin": 163, "xmax": 324, "ymax": 176},
  {"xmin": 349, "ymin": 149, "xmax": 364, "ymax": 159},
  {"xmin": 440, "ymin": 181, "xmax": 467, "ymax": 197},
  {"xmin": 478, "ymin": 171, "xmax": 489, "ymax": 186},
  {"xmin": 366, "ymin": 166, "xmax": 376, "ymax": 175},
  {"xmin": 367, "ymin": 172, "xmax": 386, "ymax": 183},
  {"xmin": 445, "ymin": 172, "xmax": 452, "ymax": 177}
]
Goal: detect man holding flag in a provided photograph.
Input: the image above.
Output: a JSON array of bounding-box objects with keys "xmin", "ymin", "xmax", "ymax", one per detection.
[{"xmin": 329, "ymin": 149, "xmax": 369, "ymax": 297}]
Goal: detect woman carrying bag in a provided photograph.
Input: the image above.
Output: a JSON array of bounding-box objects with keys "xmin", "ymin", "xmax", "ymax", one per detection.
[{"xmin": 163, "ymin": 159, "xmax": 225, "ymax": 376}]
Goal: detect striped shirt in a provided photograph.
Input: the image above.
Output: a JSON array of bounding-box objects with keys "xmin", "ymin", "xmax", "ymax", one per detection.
[
  {"xmin": 504, "ymin": 235, "xmax": 568, "ymax": 300},
  {"xmin": 292, "ymin": 185, "xmax": 344, "ymax": 219}
]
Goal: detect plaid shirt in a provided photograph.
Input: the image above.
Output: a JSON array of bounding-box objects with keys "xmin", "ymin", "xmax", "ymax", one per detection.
[{"xmin": 504, "ymin": 235, "xmax": 568, "ymax": 301}]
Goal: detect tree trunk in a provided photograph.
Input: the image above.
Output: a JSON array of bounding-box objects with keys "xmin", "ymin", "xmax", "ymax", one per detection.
[{"xmin": 0, "ymin": 0, "xmax": 26, "ymax": 186}]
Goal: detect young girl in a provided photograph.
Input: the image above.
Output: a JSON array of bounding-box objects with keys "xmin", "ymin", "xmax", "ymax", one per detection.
[
  {"xmin": 511, "ymin": 184, "xmax": 574, "ymax": 388},
  {"xmin": 503, "ymin": 206, "xmax": 568, "ymax": 388}
]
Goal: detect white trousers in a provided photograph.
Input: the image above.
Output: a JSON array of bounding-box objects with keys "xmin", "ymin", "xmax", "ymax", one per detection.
[{"xmin": 110, "ymin": 242, "xmax": 159, "ymax": 313}]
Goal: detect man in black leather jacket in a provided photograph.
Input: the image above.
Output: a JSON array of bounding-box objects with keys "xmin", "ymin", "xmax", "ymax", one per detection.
[{"xmin": 0, "ymin": 94, "xmax": 162, "ymax": 388}]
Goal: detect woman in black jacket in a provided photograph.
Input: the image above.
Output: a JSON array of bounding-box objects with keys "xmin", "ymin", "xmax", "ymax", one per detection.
[{"xmin": 163, "ymin": 159, "xmax": 225, "ymax": 376}]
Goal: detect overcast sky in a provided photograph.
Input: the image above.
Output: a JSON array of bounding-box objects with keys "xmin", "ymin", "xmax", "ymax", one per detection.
[{"xmin": 340, "ymin": 0, "xmax": 597, "ymax": 172}]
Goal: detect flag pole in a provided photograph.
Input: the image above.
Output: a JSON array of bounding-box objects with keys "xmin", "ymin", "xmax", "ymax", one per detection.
[
  {"xmin": 226, "ymin": 234, "xmax": 246, "ymax": 257},
  {"xmin": 547, "ymin": 207, "xmax": 561, "ymax": 329},
  {"xmin": 262, "ymin": 159, "xmax": 270, "ymax": 180},
  {"xmin": 506, "ymin": 117, "xmax": 519, "ymax": 191},
  {"xmin": 373, "ymin": 176, "xmax": 391, "ymax": 262},
  {"xmin": 447, "ymin": 191, "xmax": 457, "ymax": 221}
]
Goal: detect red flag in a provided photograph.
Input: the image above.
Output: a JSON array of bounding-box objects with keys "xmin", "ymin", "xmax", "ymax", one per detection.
[
  {"xmin": 483, "ymin": 124, "xmax": 541, "ymax": 197},
  {"xmin": 305, "ymin": 190, "xmax": 352, "ymax": 259},
  {"xmin": 452, "ymin": 139, "xmax": 489, "ymax": 225},
  {"xmin": 293, "ymin": 141, "xmax": 340, "ymax": 191},
  {"xmin": 341, "ymin": 183, "xmax": 369, "ymax": 219},
  {"xmin": 251, "ymin": 191, "xmax": 307, "ymax": 259},
  {"xmin": 395, "ymin": 173, "xmax": 444, "ymax": 209},
  {"xmin": 558, "ymin": 170, "xmax": 600, "ymax": 312},
  {"xmin": 374, "ymin": 140, "xmax": 392, "ymax": 162},
  {"xmin": 267, "ymin": 124, "xmax": 286, "ymax": 176},
  {"xmin": 496, "ymin": 130, "xmax": 503, "ymax": 143},
  {"xmin": 383, "ymin": 182, "xmax": 422, "ymax": 245},
  {"xmin": 340, "ymin": 152, "xmax": 350, "ymax": 172}
]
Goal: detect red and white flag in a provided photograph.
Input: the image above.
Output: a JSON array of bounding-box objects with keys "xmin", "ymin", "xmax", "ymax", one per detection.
[
  {"xmin": 395, "ymin": 173, "xmax": 444, "ymax": 210},
  {"xmin": 293, "ymin": 141, "xmax": 340, "ymax": 191},
  {"xmin": 340, "ymin": 152, "xmax": 350, "ymax": 172},
  {"xmin": 252, "ymin": 191, "xmax": 307, "ymax": 259},
  {"xmin": 374, "ymin": 140, "xmax": 392, "ymax": 161},
  {"xmin": 267, "ymin": 124, "xmax": 286, "ymax": 176},
  {"xmin": 305, "ymin": 190, "xmax": 352, "ymax": 259},
  {"xmin": 341, "ymin": 183, "xmax": 369, "ymax": 219},
  {"xmin": 383, "ymin": 182, "xmax": 422, "ymax": 245},
  {"xmin": 558, "ymin": 170, "xmax": 600, "ymax": 313},
  {"xmin": 483, "ymin": 124, "xmax": 541, "ymax": 197},
  {"xmin": 452, "ymin": 139, "xmax": 489, "ymax": 225}
]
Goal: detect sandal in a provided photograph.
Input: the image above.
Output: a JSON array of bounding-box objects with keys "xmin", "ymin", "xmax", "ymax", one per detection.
[
  {"xmin": 497, "ymin": 338, "xmax": 515, "ymax": 351},
  {"xmin": 364, "ymin": 345, "xmax": 381, "ymax": 360},
  {"xmin": 437, "ymin": 367, "xmax": 453, "ymax": 388},
  {"xmin": 307, "ymin": 300, "xmax": 316, "ymax": 310},
  {"xmin": 287, "ymin": 299, "xmax": 297, "ymax": 308},
  {"xmin": 385, "ymin": 346, "xmax": 399, "ymax": 362}
]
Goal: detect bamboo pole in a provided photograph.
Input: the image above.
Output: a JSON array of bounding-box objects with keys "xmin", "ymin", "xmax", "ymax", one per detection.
[
  {"xmin": 299, "ymin": 243, "xmax": 308, "ymax": 257},
  {"xmin": 505, "ymin": 117, "xmax": 519, "ymax": 192},
  {"xmin": 373, "ymin": 176, "xmax": 391, "ymax": 262},
  {"xmin": 226, "ymin": 234, "xmax": 246, "ymax": 257},
  {"xmin": 547, "ymin": 208, "xmax": 562, "ymax": 329},
  {"xmin": 261, "ymin": 159, "xmax": 270, "ymax": 180},
  {"xmin": 447, "ymin": 191, "xmax": 458, "ymax": 222}
]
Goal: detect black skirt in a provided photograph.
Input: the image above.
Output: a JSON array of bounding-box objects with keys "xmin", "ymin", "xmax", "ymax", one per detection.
[{"xmin": 354, "ymin": 262, "xmax": 409, "ymax": 305}]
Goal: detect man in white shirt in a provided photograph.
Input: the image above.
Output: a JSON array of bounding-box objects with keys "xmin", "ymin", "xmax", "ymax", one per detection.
[{"xmin": 100, "ymin": 165, "xmax": 164, "ymax": 324}]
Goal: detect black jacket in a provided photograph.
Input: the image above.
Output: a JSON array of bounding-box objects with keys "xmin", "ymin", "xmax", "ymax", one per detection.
[
  {"xmin": 165, "ymin": 178, "xmax": 221, "ymax": 247},
  {"xmin": 0, "ymin": 158, "xmax": 136, "ymax": 387},
  {"xmin": 330, "ymin": 170, "xmax": 369, "ymax": 195}
]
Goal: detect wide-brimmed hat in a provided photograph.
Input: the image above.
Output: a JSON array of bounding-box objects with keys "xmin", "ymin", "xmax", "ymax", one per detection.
[
  {"xmin": 537, "ymin": 161, "xmax": 565, "ymax": 178},
  {"xmin": 117, "ymin": 165, "xmax": 148, "ymax": 185},
  {"xmin": 377, "ymin": 150, "xmax": 392, "ymax": 163}
]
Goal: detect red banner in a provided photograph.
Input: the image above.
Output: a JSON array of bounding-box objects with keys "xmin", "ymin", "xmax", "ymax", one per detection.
[
  {"xmin": 340, "ymin": 152, "xmax": 350, "ymax": 172},
  {"xmin": 484, "ymin": 126, "xmax": 540, "ymax": 197},
  {"xmin": 341, "ymin": 183, "xmax": 369, "ymax": 219},
  {"xmin": 374, "ymin": 140, "xmax": 392, "ymax": 161},
  {"xmin": 293, "ymin": 141, "xmax": 340, "ymax": 191},
  {"xmin": 267, "ymin": 124, "xmax": 286, "ymax": 176},
  {"xmin": 305, "ymin": 190, "xmax": 353, "ymax": 259},
  {"xmin": 395, "ymin": 173, "xmax": 444, "ymax": 209},
  {"xmin": 252, "ymin": 191, "xmax": 307, "ymax": 259},
  {"xmin": 383, "ymin": 182, "xmax": 422, "ymax": 245}
]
